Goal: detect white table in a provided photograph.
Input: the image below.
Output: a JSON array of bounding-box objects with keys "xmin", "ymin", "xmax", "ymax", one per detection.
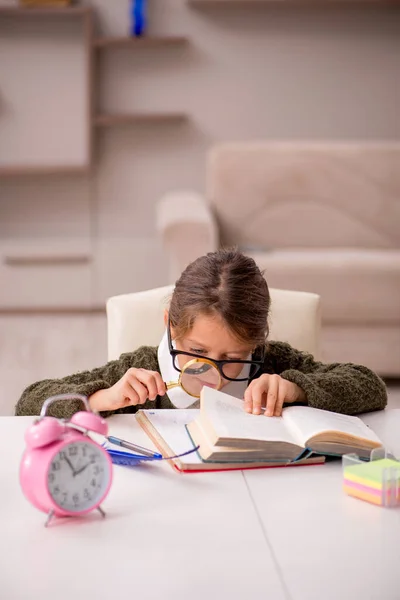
[
  {"xmin": 1, "ymin": 411, "xmax": 399, "ymax": 600},
  {"xmin": 1, "ymin": 416, "xmax": 285, "ymax": 600},
  {"xmin": 244, "ymin": 409, "xmax": 400, "ymax": 600}
]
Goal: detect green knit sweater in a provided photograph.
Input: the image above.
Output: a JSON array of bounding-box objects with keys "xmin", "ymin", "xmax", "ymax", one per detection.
[{"xmin": 15, "ymin": 342, "xmax": 387, "ymax": 419}]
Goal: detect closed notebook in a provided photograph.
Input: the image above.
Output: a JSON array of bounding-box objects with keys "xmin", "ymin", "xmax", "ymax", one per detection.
[
  {"xmin": 188, "ymin": 387, "xmax": 383, "ymax": 463},
  {"xmin": 135, "ymin": 409, "xmax": 324, "ymax": 473}
]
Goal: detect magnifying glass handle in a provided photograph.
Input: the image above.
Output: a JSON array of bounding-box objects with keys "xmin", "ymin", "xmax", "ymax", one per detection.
[{"xmin": 165, "ymin": 381, "xmax": 180, "ymax": 391}]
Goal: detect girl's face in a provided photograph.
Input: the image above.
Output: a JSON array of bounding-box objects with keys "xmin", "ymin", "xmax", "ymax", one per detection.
[{"xmin": 170, "ymin": 312, "xmax": 254, "ymax": 384}]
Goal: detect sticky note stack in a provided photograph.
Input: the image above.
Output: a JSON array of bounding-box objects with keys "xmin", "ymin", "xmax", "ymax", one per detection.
[{"xmin": 343, "ymin": 458, "xmax": 400, "ymax": 507}]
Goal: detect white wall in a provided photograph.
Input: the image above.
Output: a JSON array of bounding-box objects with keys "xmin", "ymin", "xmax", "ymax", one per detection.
[{"xmin": 0, "ymin": 0, "xmax": 399, "ymax": 306}]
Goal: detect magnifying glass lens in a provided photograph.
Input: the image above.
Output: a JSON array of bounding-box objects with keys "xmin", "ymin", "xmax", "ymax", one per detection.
[{"xmin": 180, "ymin": 360, "xmax": 221, "ymax": 398}]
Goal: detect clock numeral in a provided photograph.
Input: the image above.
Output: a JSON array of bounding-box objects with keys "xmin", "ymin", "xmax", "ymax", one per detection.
[
  {"xmin": 69, "ymin": 446, "xmax": 78, "ymax": 457},
  {"xmin": 72, "ymin": 493, "xmax": 79, "ymax": 505},
  {"xmin": 93, "ymin": 465, "xmax": 100, "ymax": 475},
  {"xmin": 59, "ymin": 451, "xmax": 66, "ymax": 460},
  {"xmin": 48, "ymin": 473, "xmax": 55, "ymax": 483},
  {"xmin": 53, "ymin": 485, "xmax": 60, "ymax": 495},
  {"xmin": 91, "ymin": 478, "xmax": 97, "ymax": 487},
  {"xmin": 61, "ymin": 492, "xmax": 68, "ymax": 504},
  {"xmin": 90, "ymin": 453, "xmax": 97, "ymax": 464},
  {"xmin": 84, "ymin": 488, "xmax": 90, "ymax": 499},
  {"xmin": 52, "ymin": 461, "xmax": 61, "ymax": 471}
]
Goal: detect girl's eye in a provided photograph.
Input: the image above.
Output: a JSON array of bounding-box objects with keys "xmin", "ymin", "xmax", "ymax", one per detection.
[{"xmin": 190, "ymin": 348, "xmax": 207, "ymax": 355}]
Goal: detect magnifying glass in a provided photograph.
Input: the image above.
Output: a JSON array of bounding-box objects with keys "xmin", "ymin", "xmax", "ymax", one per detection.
[{"xmin": 166, "ymin": 358, "xmax": 222, "ymax": 399}]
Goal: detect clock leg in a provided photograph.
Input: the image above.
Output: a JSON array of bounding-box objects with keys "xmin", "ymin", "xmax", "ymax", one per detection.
[
  {"xmin": 44, "ymin": 510, "xmax": 55, "ymax": 528},
  {"xmin": 97, "ymin": 506, "xmax": 106, "ymax": 518}
]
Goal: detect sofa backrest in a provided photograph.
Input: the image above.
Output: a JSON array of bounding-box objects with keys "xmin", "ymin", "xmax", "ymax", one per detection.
[{"xmin": 206, "ymin": 142, "xmax": 400, "ymax": 250}]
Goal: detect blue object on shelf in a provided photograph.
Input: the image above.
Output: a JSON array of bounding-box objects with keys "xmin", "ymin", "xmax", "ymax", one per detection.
[{"xmin": 130, "ymin": 0, "xmax": 146, "ymax": 37}]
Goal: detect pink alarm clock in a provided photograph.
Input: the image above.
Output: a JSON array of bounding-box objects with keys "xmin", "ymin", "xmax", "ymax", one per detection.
[{"xmin": 20, "ymin": 394, "xmax": 113, "ymax": 527}]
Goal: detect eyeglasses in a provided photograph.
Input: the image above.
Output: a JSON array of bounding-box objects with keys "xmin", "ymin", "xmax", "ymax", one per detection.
[{"xmin": 167, "ymin": 318, "xmax": 264, "ymax": 382}]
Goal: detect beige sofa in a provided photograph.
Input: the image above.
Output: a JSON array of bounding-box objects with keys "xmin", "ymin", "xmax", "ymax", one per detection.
[{"xmin": 157, "ymin": 142, "xmax": 400, "ymax": 376}]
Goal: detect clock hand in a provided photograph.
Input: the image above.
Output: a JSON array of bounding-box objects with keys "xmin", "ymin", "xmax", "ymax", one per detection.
[
  {"xmin": 73, "ymin": 462, "xmax": 91, "ymax": 477},
  {"xmin": 64, "ymin": 455, "xmax": 76, "ymax": 475}
]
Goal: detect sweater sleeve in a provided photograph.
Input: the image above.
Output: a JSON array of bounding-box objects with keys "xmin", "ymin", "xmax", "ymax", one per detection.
[
  {"xmin": 15, "ymin": 346, "xmax": 159, "ymax": 419},
  {"xmin": 268, "ymin": 342, "xmax": 387, "ymax": 415}
]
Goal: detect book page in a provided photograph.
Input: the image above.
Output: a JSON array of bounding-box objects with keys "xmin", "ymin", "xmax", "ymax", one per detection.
[
  {"xmin": 282, "ymin": 406, "xmax": 383, "ymax": 447},
  {"xmin": 201, "ymin": 388, "xmax": 299, "ymax": 445},
  {"xmin": 141, "ymin": 409, "xmax": 203, "ymax": 465}
]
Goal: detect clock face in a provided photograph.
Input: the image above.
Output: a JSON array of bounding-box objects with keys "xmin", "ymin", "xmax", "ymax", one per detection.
[{"xmin": 47, "ymin": 441, "xmax": 110, "ymax": 513}]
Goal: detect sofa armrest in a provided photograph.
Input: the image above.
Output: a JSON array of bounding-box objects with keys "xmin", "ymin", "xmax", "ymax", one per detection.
[{"xmin": 156, "ymin": 190, "xmax": 218, "ymax": 281}]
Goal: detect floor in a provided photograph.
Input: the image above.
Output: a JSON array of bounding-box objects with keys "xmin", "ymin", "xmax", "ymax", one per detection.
[{"xmin": 1, "ymin": 315, "xmax": 399, "ymax": 416}]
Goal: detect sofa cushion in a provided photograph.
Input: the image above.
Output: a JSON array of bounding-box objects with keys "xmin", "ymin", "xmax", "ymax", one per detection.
[
  {"xmin": 248, "ymin": 249, "xmax": 400, "ymax": 325},
  {"xmin": 208, "ymin": 143, "xmax": 400, "ymax": 251}
]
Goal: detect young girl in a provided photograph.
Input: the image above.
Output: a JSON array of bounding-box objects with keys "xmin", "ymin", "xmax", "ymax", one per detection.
[{"xmin": 15, "ymin": 249, "xmax": 387, "ymax": 419}]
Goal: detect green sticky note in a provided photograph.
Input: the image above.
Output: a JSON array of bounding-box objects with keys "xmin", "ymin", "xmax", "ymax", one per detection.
[{"xmin": 344, "ymin": 458, "xmax": 400, "ymax": 489}]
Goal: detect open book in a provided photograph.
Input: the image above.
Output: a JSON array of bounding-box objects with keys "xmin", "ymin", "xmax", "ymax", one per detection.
[
  {"xmin": 186, "ymin": 387, "xmax": 383, "ymax": 463},
  {"xmin": 135, "ymin": 409, "xmax": 324, "ymax": 473}
]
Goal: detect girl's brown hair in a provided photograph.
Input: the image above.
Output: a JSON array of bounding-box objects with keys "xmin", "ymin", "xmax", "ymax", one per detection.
[{"xmin": 169, "ymin": 249, "xmax": 270, "ymax": 348}]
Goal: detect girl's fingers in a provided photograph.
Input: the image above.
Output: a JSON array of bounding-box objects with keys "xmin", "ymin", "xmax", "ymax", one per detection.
[
  {"xmin": 135, "ymin": 370, "xmax": 158, "ymax": 400},
  {"xmin": 250, "ymin": 377, "xmax": 270, "ymax": 415},
  {"xmin": 121, "ymin": 396, "xmax": 135, "ymax": 407},
  {"xmin": 121, "ymin": 383, "xmax": 140, "ymax": 406},
  {"xmin": 273, "ymin": 382, "xmax": 287, "ymax": 417},
  {"xmin": 264, "ymin": 375, "xmax": 279, "ymax": 417},
  {"xmin": 244, "ymin": 375, "xmax": 289, "ymax": 418},
  {"xmin": 244, "ymin": 384, "xmax": 254, "ymax": 413},
  {"xmin": 153, "ymin": 371, "xmax": 167, "ymax": 396},
  {"xmin": 133, "ymin": 369, "xmax": 166, "ymax": 400},
  {"xmin": 124, "ymin": 375, "xmax": 149, "ymax": 405}
]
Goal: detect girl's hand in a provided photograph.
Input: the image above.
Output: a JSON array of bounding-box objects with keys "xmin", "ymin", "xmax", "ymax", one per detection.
[
  {"xmin": 244, "ymin": 374, "xmax": 306, "ymax": 417},
  {"xmin": 89, "ymin": 368, "xmax": 166, "ymax": 412}
]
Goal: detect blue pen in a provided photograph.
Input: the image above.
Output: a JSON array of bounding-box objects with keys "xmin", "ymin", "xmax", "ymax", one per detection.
[{"xmin": 106, "ymin": 435, "xmax": 162, "ymax": 459}]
